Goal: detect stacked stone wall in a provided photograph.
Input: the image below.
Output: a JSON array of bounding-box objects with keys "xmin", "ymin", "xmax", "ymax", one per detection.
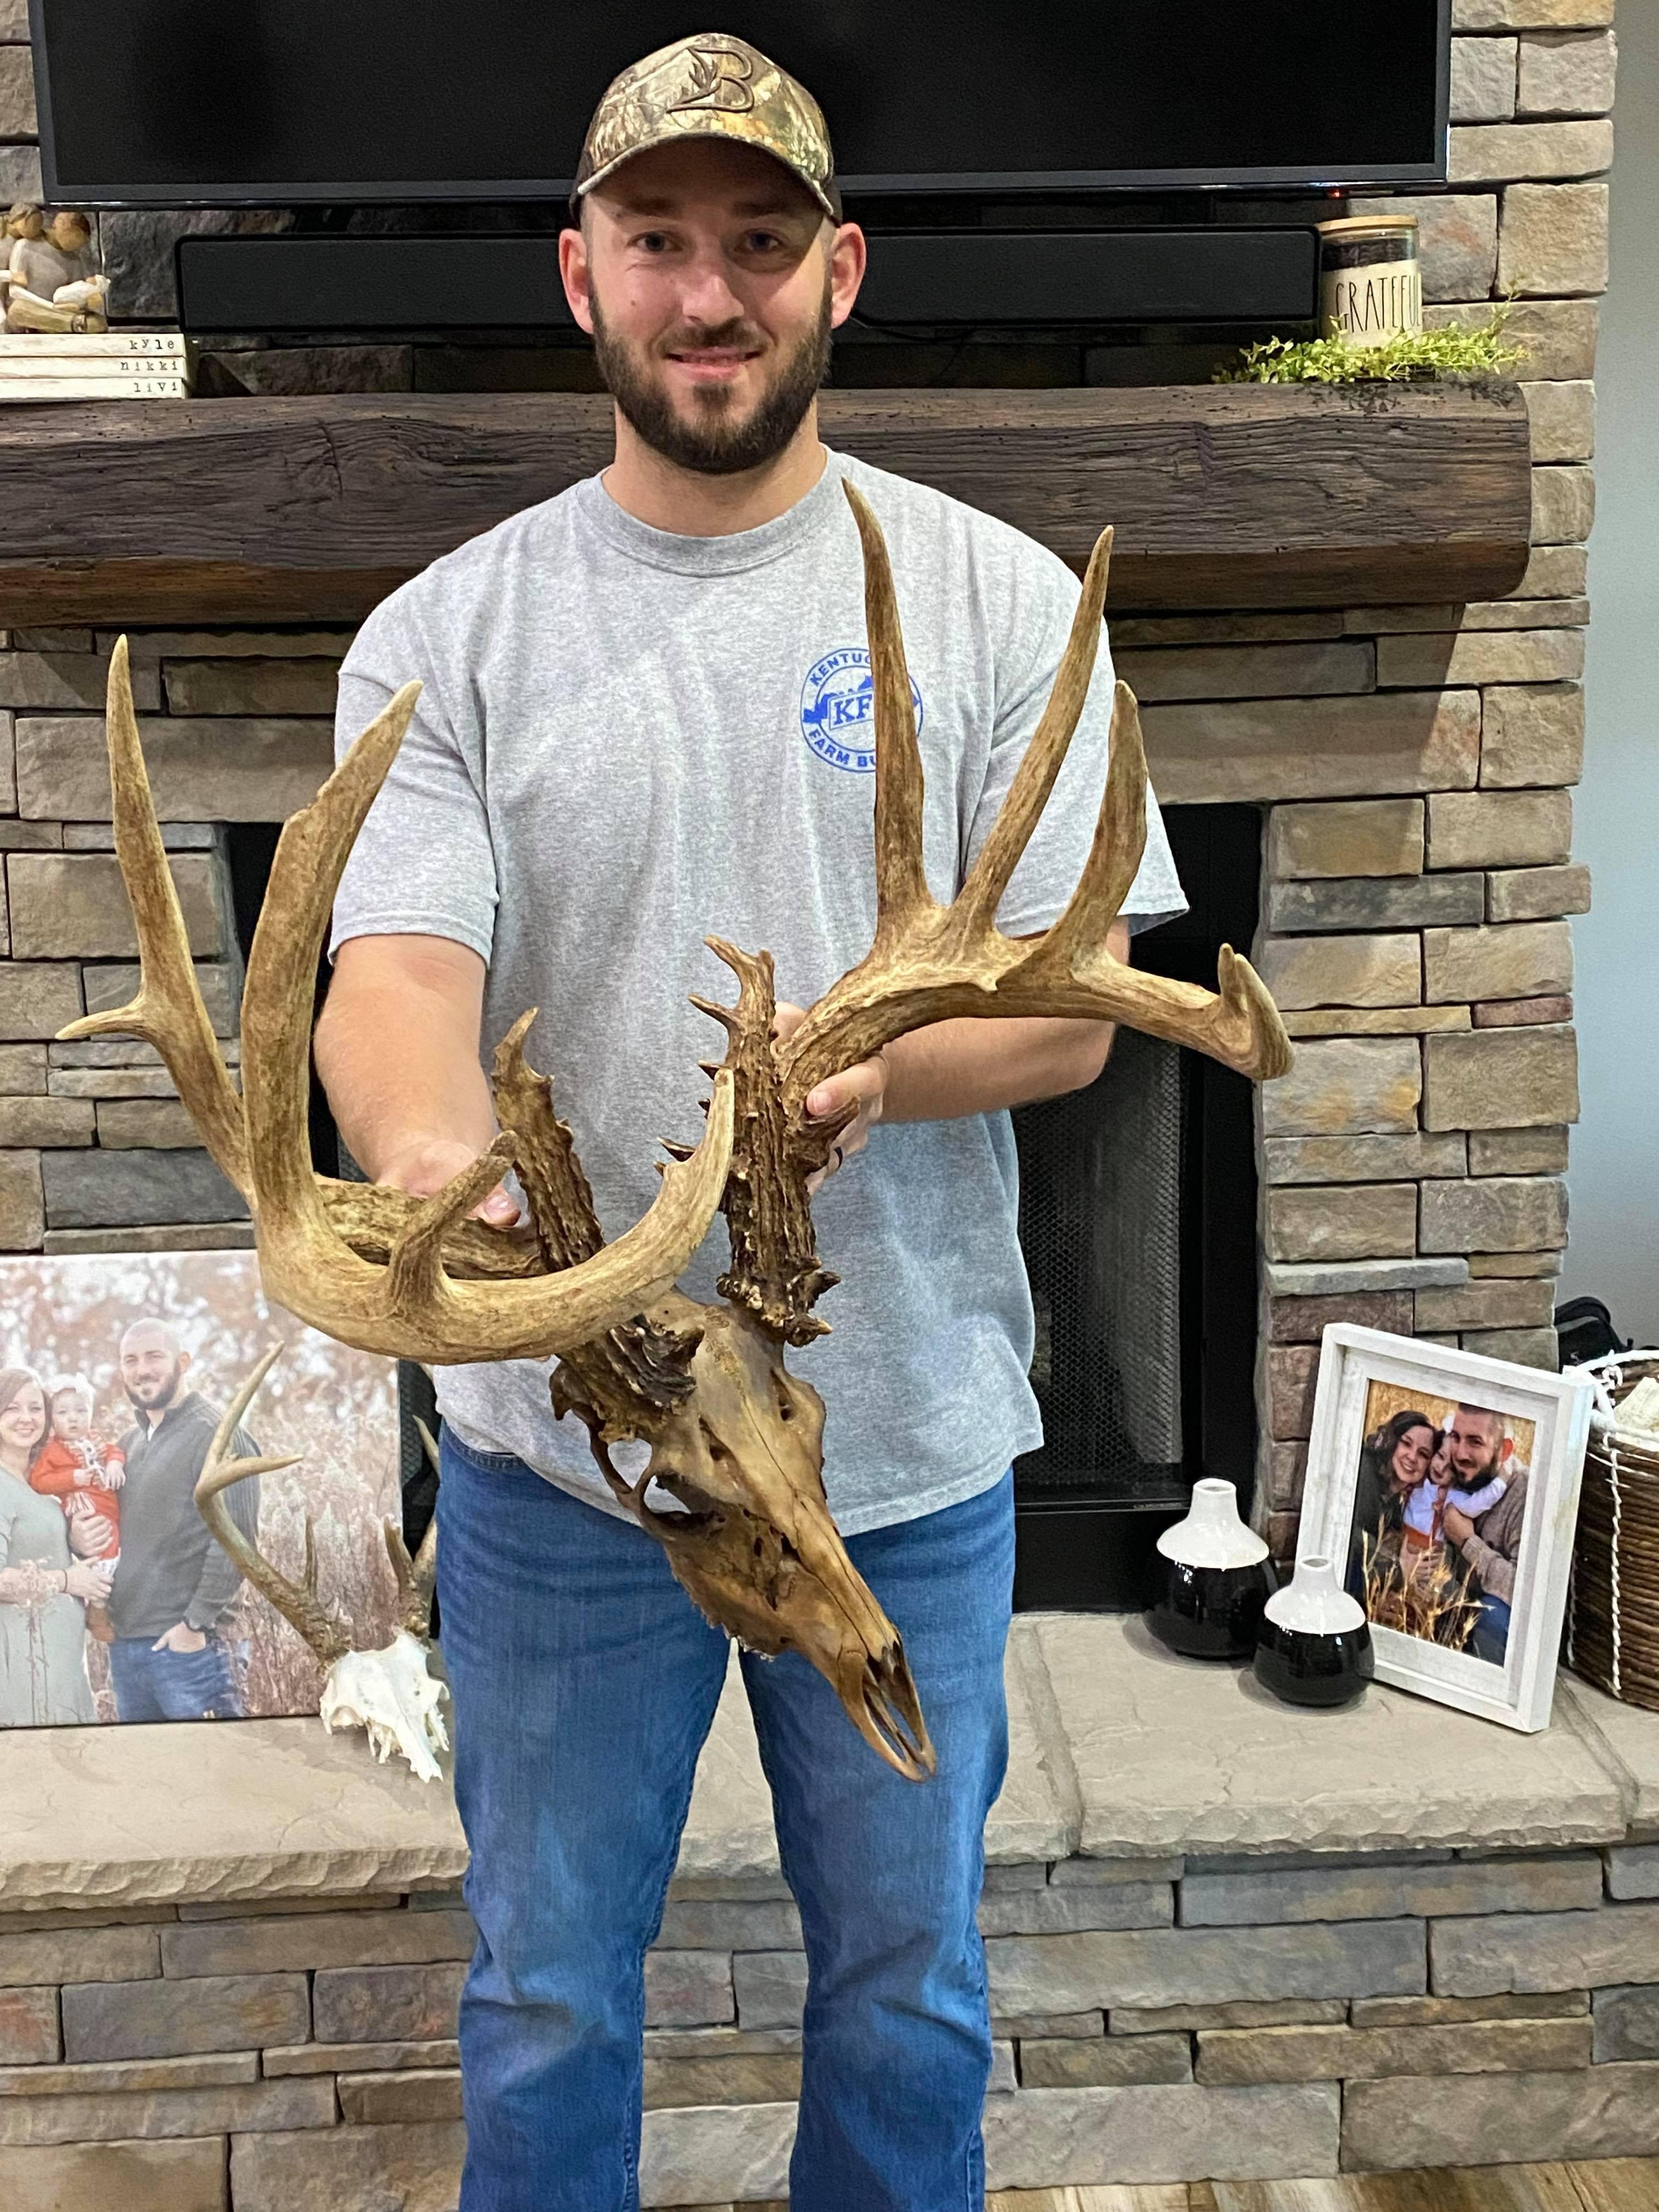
[
  {"xmin": 3, "ymin": 1843, "xmax": 1658, "ymax": 2205},
  {"xmin": 1232, "ymin": 0, "xmax": 1617, "ymax": 1558}
]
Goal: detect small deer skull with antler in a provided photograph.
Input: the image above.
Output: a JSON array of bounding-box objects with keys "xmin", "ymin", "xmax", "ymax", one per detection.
[
  {"xmin": 72, "ymin": 483, "xmax": 1290, "ymax": 1782},
  {"xmin": 195, "ymin": 1343, "xmax": 450, "ymax": 1780}
]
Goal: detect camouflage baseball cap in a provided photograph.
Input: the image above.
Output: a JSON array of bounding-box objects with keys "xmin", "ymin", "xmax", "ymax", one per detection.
[{"xmin": 574, "ymin": 32, "xmax": 839, "ymax": 220}]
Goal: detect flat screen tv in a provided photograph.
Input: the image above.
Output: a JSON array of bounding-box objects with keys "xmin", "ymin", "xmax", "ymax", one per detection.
[{"xmin": 31, "ymin": 0, "xmax": 1449, "ymax": 206}]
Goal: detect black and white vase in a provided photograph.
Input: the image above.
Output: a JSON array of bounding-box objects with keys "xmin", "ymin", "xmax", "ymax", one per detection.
[
  {"xmin": 1253, "ymin": 1554, "xmax": 1374, "ymax": 1709},
  {"xmin": 1146, "ymin": 1479, "xmax": 1274, "ymax": 1660}
]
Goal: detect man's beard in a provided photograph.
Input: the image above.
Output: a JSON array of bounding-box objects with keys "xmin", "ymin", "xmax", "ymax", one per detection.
[
  {"xmin": 1455, "ymin": 1435, "xmax": 1504, "ymax": 1485},
  {"xmin": 590, "ymin": 280, "xmax": 832, "ymax": 477},
  {"xmin": 125, "ymin": 1359, "xmax": 184, "ymax": 1409}
]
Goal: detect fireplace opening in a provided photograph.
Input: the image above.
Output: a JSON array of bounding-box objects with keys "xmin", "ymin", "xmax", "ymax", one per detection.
[{"xmin": 1011, "ymin": 803, "xmax": 1263, "ymax": 1612}]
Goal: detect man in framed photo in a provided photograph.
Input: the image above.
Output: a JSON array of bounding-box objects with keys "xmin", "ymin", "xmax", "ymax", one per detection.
[
  {"xmin": 1438, "ymin": 1405, "xmax": 1527, "ymax": 1663},
  {"xmin": 103, "ymin": 1321, "xmax": 261, "ymax": 1722}
]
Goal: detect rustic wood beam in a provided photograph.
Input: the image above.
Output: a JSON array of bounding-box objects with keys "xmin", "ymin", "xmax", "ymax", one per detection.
[{"xmin": 0, "ymin": 383, "xmax": 1531, "ymax": 625}]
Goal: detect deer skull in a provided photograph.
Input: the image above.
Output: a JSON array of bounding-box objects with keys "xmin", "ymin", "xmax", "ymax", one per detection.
[{"xmin": 320, "ymin": 1632, "xmax": 450, "ymax": 1784}]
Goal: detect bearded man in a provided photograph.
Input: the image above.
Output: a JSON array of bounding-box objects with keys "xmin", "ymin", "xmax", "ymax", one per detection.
[
  {"xmin": 104, "ymin": 1321, "xmax": 259, "ymax": 1721},
  {"xmin": 1439, "ymin": 1403, "xmax": 1530, "ymax": 1663},
  {"xmin": 316, "ymin": 33, "xmax": 1185, "ymax": 2210}
]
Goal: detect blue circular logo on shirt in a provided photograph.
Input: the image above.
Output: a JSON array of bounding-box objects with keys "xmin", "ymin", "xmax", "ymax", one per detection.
[{"xmin": 800, "ymin": 647, "xmax": 923, "ymax": 775}]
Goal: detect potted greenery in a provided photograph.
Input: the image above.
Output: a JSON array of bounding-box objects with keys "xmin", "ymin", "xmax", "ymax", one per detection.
[{"xmin": 1217, "ymin": 302, "xmax": 1523, "ymax": 386}]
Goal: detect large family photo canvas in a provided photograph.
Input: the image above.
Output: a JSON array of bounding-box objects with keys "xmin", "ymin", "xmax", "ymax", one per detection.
[
  {"xmin": 1297, "ymin": 1325, "xmax": 1594, "ymax": 1733},
  {"xmin": 0, "ymin": 1248, "xmax": 401, "ymax": 1731}
]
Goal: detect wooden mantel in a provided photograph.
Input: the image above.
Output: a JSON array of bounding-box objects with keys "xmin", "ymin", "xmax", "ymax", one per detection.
[{"xmin": 0, "ymin": 382, "xmax": 1531, "ymax": 625}]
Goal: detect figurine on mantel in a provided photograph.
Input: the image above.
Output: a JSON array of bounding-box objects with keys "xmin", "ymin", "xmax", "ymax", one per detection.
[{"xmin": 3, "ymin": 204, "xmax": 109, "ymax": 332}]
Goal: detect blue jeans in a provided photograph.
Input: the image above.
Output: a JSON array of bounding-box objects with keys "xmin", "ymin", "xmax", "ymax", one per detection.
[
  {"xmin": 437, "ymin": 1432, "xmax": 1014, "ymax": 2212},
  {"xmin": 1471, "ymin": 1592, "xmax": 1513, "ymax": 1664},
  {"xmin": 109, "ymin": 1632, "xmax": 244, "ymax": 1720}
]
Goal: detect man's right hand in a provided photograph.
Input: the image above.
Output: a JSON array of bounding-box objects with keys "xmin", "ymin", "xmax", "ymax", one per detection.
[
  {"xmin": 65, "ymin": 1561, "xmax": 112, "ymax": 1603},
  {"xmin": 377, "ymin": 1137, "xmax": 523, "ymax": 1228}
]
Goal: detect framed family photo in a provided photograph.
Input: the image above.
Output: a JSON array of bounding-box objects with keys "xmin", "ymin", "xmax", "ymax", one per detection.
[
  {"xmin": 1297, "ymin": 1326, "xmax": 1594, "ymax": 1733},
  {"xmin": 0, "ymin": 1248, "xmax": 403, "ymax": 1733}
]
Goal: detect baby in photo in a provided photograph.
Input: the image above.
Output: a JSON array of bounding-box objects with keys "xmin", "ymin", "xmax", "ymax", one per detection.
[
  {"xmin": 27, "ymin": 1373, "xmax": 124, "ymax": 1578},
  {"xmin": 1398, "ymin": 1424, "xmax": 1506, "ymax": 1572}
]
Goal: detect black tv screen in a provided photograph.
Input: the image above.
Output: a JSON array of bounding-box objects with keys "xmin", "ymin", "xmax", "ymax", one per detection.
[{"xmin": 32, "ymin": 0, "xmax": 1449, "ymax": 205}]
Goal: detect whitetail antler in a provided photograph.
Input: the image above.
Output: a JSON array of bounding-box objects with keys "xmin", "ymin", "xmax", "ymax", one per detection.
[
  {"xmin": 775, "ymin": 482, "xmax": 1293, "ymax": 1128},
  {"xmin": 63, "ymin": 642, "xmax": 736, "ymax": 1364},
  {"xmin": 196, "ymin": 1344, "xmax": 451, "ymax": 1779},
  {"xmin": 194, "ymin": 1343, "xmax": 352, "ymax": 1667}
]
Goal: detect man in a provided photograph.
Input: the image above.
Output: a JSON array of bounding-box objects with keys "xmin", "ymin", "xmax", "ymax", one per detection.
[
  {"xmin": 104, "ymin": 1321, "xmax": 259, "ymax": 1721},
  {"xmin": 315, "ymin": 33, "xmax": 1184, "ymax": 2210},
  {"xmin": 1440, "ymin": 1404, "xmax": 1529, "ymax": 1664}
]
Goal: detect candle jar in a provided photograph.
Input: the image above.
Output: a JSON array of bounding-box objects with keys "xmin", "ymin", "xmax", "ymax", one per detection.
[{"xmin": 1316, "ymin": 215, "xmax": 1421, "ymax": 347}]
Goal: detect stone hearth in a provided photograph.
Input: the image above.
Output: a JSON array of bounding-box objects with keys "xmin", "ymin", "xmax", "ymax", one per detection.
[{"xmin": 2, "ymin": 1624, "xmax": 1657, "ymax": 2204}]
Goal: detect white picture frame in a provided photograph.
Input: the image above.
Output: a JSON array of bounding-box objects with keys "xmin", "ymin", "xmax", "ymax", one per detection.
[{"xmin": 1298, "ymin": 1326, "xmax": 1593, "ymax": 1733}]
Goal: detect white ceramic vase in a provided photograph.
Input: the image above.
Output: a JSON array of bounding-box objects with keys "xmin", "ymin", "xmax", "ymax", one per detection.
[
  {"xmin": 1147, "ymin": 1479, "xmax": 1273, "ymax": 1659},
  {"xmin": 1253, "ymin": 1553, "xmax": 1374, "ymax": 1708}
]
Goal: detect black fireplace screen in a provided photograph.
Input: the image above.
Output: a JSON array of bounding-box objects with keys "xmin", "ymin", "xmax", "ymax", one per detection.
[
  {"xmin": 1018, "ymin": 1024, "xmax": 1186, "ymax": 1501},
  {"xmin": 1010, "ymin": 804, "xmax": 1263, "ymax": 1610}
]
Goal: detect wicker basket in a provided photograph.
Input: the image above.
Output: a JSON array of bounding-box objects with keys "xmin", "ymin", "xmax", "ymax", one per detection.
[{"xmin": 1568, "ymin": 1352, "xmax": 1659, "ymax": 1712}]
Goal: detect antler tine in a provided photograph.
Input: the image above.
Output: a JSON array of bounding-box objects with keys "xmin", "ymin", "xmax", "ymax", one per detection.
[
  {"xmin": 193, "ymin": 1342, "xmax": 354, "ymax": 1668},
  {"xmin": 414, "ymin": 1415, "xmax": 442, "ymax": 1475},
  {"xmin": 951, "ymin": 523, "xmax": 1115, "ymax": 941},
  {"xmin": 383, "ymin": 1515, "xmax": 438, "ymax": 1639},
  {"xmin": 1029, "ymin": 679, "xmax": 1150, "ymax": 969},
  {"xmin": 843, "ymin": 482, "xmax": 934, "ymax": 942},
  {"xmin": 56, "ymin": 639, "xmax": 249, "ymax": 1192},
  {"xmin": 231, "ymin": 686, "xmax": 736, "ymax": 1362},
  {"xmin": 391, "ymin": 1417, "xmax": 443, "ymax": 1637},
  {"xmin": 382, "ymin": 1133, "xmax": 521, "ymax": 1312}
]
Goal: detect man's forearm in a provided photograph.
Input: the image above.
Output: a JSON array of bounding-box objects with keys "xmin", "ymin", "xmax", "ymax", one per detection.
[
  {"xmin": 314, "ymin": 956, "xmax": 495, "ymax": 1182},
  {"xmin": 881, "ymin": 1014, "xmax": 1114, "ymax": 1123},
  {"xmin": 1459, "ymin": 1532, "xmax": 1516, "ymax": 1605}
]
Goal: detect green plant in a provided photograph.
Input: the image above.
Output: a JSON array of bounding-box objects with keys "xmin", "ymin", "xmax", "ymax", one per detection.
[{"xmin": 1217, "ymin": 304, "xmax": 1525, "ymax": 386}]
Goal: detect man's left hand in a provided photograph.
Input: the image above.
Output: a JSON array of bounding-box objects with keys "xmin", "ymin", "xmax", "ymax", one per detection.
[
  {"xmin": 153, "ymin": 1622, "xmax": 207, "ymax": 1654},
  {"xmin": 773, "ymin": 1002, "xmax": 887, "ymax": 1193}
]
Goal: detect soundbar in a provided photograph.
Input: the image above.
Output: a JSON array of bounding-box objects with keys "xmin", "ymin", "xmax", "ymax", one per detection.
[
  {"xmin": 855, "ymin": 228, "xmax": 1317, "ymax": 326},
  {"xmin": 176, "ymin": 227, "xmax": 1317, "ymax": 335}
]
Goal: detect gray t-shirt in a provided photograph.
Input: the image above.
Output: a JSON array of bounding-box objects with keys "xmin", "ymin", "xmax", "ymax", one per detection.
[{"xmin": 331, "ymin": 447, "xmax": 1185, "ymax": 1535}]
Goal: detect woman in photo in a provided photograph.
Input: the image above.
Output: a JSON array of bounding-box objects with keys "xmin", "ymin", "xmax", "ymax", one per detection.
[
  {"xmin": 0, "ymin": 1363, "xmax": 106, "ymax": 1726},
  {"xmin": 1346, "ymin": 1408, "xmax": 1437, "ymax": 1599}
]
